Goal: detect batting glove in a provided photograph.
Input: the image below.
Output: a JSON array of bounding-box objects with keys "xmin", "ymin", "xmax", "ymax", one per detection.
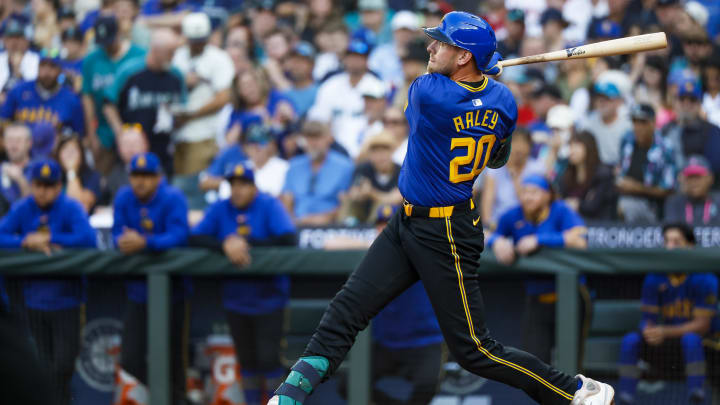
[{"xmin": 483, "ymin": 52, "xmax": 503, "ymax": 76}]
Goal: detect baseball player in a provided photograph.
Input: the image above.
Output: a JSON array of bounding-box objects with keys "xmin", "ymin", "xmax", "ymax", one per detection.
[
  {"xmin": 270, "ymin": 11, "xmax": 615, "ymax": 405},
  {"xmin": 618, "ymin": 223, "xmax": 717, "ymax": 404}
]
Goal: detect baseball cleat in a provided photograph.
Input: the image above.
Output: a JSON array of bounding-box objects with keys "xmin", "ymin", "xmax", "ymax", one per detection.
[
  {"xmin": 268, "ymin": 356, "xmax": 329, "ymax": 405},
  {"xmin": 570, "ymin": 374, "xmax": 615, "ymax": 405}
]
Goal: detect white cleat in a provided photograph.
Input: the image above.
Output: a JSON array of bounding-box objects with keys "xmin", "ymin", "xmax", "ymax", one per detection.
[{"xmin": 570, "ymin": 374, "xmax": 615, "ymax": 405}]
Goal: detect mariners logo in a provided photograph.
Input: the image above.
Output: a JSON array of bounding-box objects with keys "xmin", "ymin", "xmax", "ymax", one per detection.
[{"xmin": 76, "ymin": 318, "xmax": 123, "ymax": 392}]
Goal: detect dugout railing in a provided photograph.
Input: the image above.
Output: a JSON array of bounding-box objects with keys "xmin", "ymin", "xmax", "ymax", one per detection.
[{"xmin": 1, "ymin": 247, "xmax": 719, "ymax": 405}]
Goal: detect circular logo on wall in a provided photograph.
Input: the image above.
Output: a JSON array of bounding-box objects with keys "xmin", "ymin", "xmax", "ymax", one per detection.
[{"xmin": 76, "ymin": 318, "xmax": 123, "ymax": 392}]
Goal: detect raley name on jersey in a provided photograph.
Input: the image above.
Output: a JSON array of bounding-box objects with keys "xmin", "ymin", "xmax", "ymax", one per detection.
[
  {"xmin": 127, "ymin": 87, "xmax": 182, "ymax": 110},
  {"xmin": 452, "ymin": 108, "xmax": 499, "ymax": 132}
]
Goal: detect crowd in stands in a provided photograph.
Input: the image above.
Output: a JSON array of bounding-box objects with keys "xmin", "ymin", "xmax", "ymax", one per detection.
[{"xmin": 0, "ymin": 0, "xmax": 717, "ymax": 230}]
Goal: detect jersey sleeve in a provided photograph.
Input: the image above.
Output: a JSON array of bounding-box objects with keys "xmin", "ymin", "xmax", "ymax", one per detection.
[
  {"xmin": 0, "ymin": 202, "xmax": 25, "ymax": 248},
  {"xmin": 0, "ymin": 85, "xmax": 19, "ymax": 120},
  {"xmin": 486, "ymin": 86, "xmax": 518, "ymax": 169},
  {"xmin": 267, "ymin": 197, "xmax": 297, "ymax": 237},
  {"xmin": 691, "ymin": 274, "xmax": 718, "ymax": 317},
  {"xmin": 559, "ymin": 203, "xmax": 585, "ymax": 230}
]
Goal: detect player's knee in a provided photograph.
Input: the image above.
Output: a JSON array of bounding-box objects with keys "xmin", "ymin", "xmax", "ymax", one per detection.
[{"xmin": 681, "ymin": 332, "xmax": 702, "ymax": 348}]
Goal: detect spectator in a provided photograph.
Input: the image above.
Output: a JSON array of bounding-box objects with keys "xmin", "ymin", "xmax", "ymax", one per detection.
[
  {"xmin": 298, "ymin": 0, "xmax": 339, "ymax": 44},
  {"xmin": 368, "ymin": 10, "xmax": 419, "ymax": 89},
  {"xmin": 544, "ymin": 103, "xmax": 575, "ymax": 173},
  {"xmin": 632, "ymin": 56, "xmax": 669, "ymax": 125},
  {"xmin": 479, "ymin": 127, "xmax": 545, "ymax": 229},
  {"xmin": 390, "ymin": 38, "xmax": 427, "ymax": 110},
  {"xmin": 670, "ymin": 24, "xmax": 714, "ymax": 79},
  {"xmin": 353, "ymin": 0, "xmax": 391, "ymax": 49},
  {"xmin": 0, "ymin": 123, "xmax": 33, "ymax": 206},
  {"xmin": 0, "ymin": 16, "xmax": 39, "ymax": 98},
  {"xmin": 384, "ymin": 106, "xmax": 409, "ymax": 165},
  {"xmin": 171, "ymin": 12, "xmax": 234, "ymax": 209},
  {"xmin": 664, "ymin": 155, "xmax": 720, "ymax": 225},
  {"xmin": 340, "ymin": 131, "xmax": 401, "ymax": 224},
  {"xmin": 358, "ymin": 78, "xmax": 387, "ymax": 142},
  {"xmin": 308, "ymin": 39, "xmax": 385, "ymax": 158},
  {"xmin": 497, "ymin": 8, "xmax": 525, "ymax": 57},
  {"xmin": 312, "ymin": 21, "xmax": 349, "ymax": 81},
  {"xmin": 223, "ymin": 68, "xmax": 296, "ymax": 148},
  {"xmin": 527, "ymin": 84, "xmax": 562, "ymax": 158},
  {"xmin": 488, "ymin": 174, "xmax": 589, "ymax": 364},
  {"xmin": 31, "ymin": 0, "xmax": 60, "ymax": 52},
  {"xmin": 281, "ymin": 42, "xmax": 319, "ymax": 118},
  {"xmin": 662, "ymin": 79, "xmax": 720, "ymax": 182},
  {"xmin": 223, "ymin": 23, "xmax": 254, "ymax": 76},
  {"xmin": 190, "ymin": 161, "xmax": 296, "ymax": 405},
  {"xmin": 617, "ymin": 104, "xmax": 676, "ymax": 223},
  {"xmin": 578, "ymin": 79, "xmax": 632, "ymax": 165},
  {"xmin": 281, "ymin": 120, "xmax": 354, "ymax": 225},
  {"xmin": 0, "ymin": 159, "xmax": 96, "ymax": 405},
  {"xmin": 81, "ymin": 15, "xmax": 146, "ymax": 174},
  {"xmin": 137, "ymin": 0, "xmax": 197, "ymax": 30},
  {"xmin": 114, "ymin": 0, "xmax": 151, "ymax": 47},
  {"xmin": 539, "ymin": 8, "xmax": 568, "ymax": 54},
  {"xmin": 702, "ymin": 54, "xmax": 720, "ymax": 128},
  {"xmin": 261, "ymin": 28, "xmax": 294, "ymax": 91},
  {"xmin": 0, "ymin": 55, "xmax": 84, "ymax": 135},
  {"xmin": 101, "ymin": 123, "xmax": 149, "ymax": 204},
  {"xmin": 335, "ymin": 205, "xmax": 443, "ymax": 405},
  {"xmin": 554, "ymin": 131, "xmax": 618, "ymax": 220},
  {"xmin": 53, "ymin": 133, "xmax": 101, "ymax": 213},
  {"xmin": 103, "ymin": 28, "xmax": 185, "ymax": 177},
  {"xmin": 618, "ymin": 223, "xmax": 717, "ymax": 404},
  {"xmin": 111, "ymin": 152, "xmax": 189, "ymax": 404},
  {"xmin": 59, "ymin": 27, "xmax": 85, "ymax": 93},
  {"xmin": 241, "ymin": 124, "xmax": 288, "ymax": 197}
]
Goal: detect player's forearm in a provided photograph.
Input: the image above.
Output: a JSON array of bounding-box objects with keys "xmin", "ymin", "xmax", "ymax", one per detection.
[{"xmin": 661, "ymin": 317, "xmax": 711, "ymax": 338}]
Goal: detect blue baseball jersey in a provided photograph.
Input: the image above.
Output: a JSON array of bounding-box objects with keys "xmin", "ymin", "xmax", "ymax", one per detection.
[
  {"xmin": 0, "ymin": 193, "xmax": 96, "ymax": 309},
  {"xmin": 112, "ymin": 182, "xmax": 190, "ymax": 302},
  {"xmin": 640, "ymin": 273, "xmax": 718, "ymax": 327},
  {"xmin": 0, "ymin": 80, "xmax": 84, "ymax": 134},
  {"xmin": 373, "ymin": 281, "xmax": 443, "ymax": 349},
  {"xmin": 192, "ymin": 192, "xmax": 296, "ymax": 314},
  {"xmin": 399, "ymin": 74, "xmax": 517, "ymax": 206}
]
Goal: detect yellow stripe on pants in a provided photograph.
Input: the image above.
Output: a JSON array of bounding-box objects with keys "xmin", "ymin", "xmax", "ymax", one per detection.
[{"xmin": 443, "ymin": 217, "xmax": 574, "ymax": 401}]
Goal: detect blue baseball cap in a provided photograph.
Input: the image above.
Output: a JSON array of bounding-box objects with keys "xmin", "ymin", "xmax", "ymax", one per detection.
[
  {"xmin": 94, "ymin": 15, "xmax": 118, "ymax": 46},
  {"xmin": 347, "ymin": 39, "xmax": 370, "ymax": 56},
  {"xmin": 678, "ymin": 78, "xmax": 702, "ymax": 100},
  {"xmin": 224, "ymin": 161, "xmax": 255, "ymax": 183},
  {"xmin": 522, "ymin": 174, "xmax": 551, "ymax": 191},
  {"xmin": 594, "ymin": 19, "xmax": 621, "ymax": 39},
  {"xmin": 129, "ymin": 152, "xmax": 161, "ymax": 174},
  {"xmin": 291, "ymin": 41, "xmax": 316, "ymax": 60},
  {"xmin": 30, "ymin": 159, "xmax": 62, "ymax": 183},
  {"xmin": 39, "ymin": 49, "xmax": 62, "ymax": 66},
  {"xmin": 376, "ymin": 204, "xmax": 398, "ymax": 223},
  {"xmin": 594, "ymin": 81, "xmax": 621, "ymax": 98}
]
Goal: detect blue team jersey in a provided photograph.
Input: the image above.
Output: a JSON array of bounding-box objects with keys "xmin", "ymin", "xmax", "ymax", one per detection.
[
  {"xmin": 0, "ymin": 193, "xmax": 96, "ymax": 309},
  {"xmin": 399, "ymin": 74, "xmax": 517, "ymax": 206},
  {"xmin": 373, "ymin": 281, "xmax": 442, "ymax": 349},
  {"xmin": 488, "ymin": 201, "xmax": 585, "ymax": 248},
  {"xmin": 192, "ymin": 192, "xmax": 296, "ymax": 314},
  {"xmin": 112, "ymin": 182, "xmax": 190, "ymax": 302},
  {"xmin": 641, "ymin": 273, "xmax": 718, "ymax": 327},
  {"xmin": 0, "ymin": 80, "xmax": 85, "ymax": 134}
]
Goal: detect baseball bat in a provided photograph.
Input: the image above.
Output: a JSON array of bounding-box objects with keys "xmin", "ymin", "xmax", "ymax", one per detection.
[{"xmin": 498, "ymin": 32, "xmax": 667, "ymax": 68}]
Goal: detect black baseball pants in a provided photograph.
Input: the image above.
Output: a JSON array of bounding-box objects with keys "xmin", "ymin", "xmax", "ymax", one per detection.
[{"xmin": 304, "ymin": 206, "xmax": 579, "ymax": 405}]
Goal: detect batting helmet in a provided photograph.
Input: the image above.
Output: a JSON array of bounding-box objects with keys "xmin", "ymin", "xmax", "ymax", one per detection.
[{"xmin": 423, "ymin": 11, "xmax": 497, "ymax": 70}]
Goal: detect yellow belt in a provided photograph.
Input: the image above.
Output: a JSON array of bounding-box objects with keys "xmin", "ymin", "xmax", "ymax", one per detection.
[{"xmin": 403, "ymin": 199, "xmax": 475, "ymax": 218}]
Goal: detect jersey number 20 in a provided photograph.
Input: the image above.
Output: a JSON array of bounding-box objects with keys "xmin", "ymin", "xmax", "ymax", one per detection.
[{"xmin": 449, "ymin": 135, "xmax": 496, "ymax": 183}]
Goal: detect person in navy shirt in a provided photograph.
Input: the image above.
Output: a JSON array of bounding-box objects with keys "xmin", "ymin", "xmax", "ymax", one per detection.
[
  {"xmin": 281, "ymin": 120, "xmax": 354, "ymax": 225},
  {"xmin": 112, "ymin": 152, "xmax": 189, "ymax": 403},
  {"xmin": 191, "ymin": 161, "xmax": 296, "ymax": 405},
  {"xmin": 488, "ymin": 174, "xmax": 590, "ymax": 365},
  {"xmin": 618, "ymin": 223, "xmax": 718, "ymax": 404},
  {"xmin": 0, "ymin": 55, "xmax": 84, "ymax": 134},
  {"xmin": 0, "ymin": 158, "xmax": 96, "ymax": 405}
]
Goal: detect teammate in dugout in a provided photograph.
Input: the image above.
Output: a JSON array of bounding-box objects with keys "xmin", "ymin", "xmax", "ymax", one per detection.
[
  {"xmin": 617, "ymin": 223, "xmax": 718, "ymax": 404},
  {"xmin": 269, "ymin": 11, "xmax": 614, "ymax": 405},
  {"xmin": 190, "ymin": 161, "xmax": 297, "ymax": 405},
  {"xmin": 0, "ymin": 159, "xmax": 96, "ymax": 405},
  {"xmin": 112, "ymin": 152, "xmax": 190, "ymax": 404}
]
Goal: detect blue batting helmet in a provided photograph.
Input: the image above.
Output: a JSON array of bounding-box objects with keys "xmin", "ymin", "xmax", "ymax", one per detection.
[{"xmin": 423, "ymin": 11, "xmax": 496, "ymax": 70}]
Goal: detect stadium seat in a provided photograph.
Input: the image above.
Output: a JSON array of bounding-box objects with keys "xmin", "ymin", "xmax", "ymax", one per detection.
[{"xmin": 583, "ymin": 300, "xmax": 642, "ymax": 374}]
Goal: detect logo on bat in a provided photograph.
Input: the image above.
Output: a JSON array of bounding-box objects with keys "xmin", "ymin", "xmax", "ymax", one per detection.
[{"xmin": 566, "ymin": 47, "xmax": 586, "ymax": 57}]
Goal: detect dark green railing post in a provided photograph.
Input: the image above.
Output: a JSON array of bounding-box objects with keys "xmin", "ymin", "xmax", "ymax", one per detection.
[
  {"xmin": 348, "ymin": 324, "xmax": 371, "ymax": 405},
  {"xmin": 148, "ymin": 273, "xmax": 171, "ymax": 405},
  {"xmin": 556, "ymin": 271, "xmax": 579, "ymax": 375}
]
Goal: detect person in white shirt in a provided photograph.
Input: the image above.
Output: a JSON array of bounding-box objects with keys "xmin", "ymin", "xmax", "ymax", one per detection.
[
  {"xmin": 356, "ymin": 79, "xmax": 387, "ymax": 153},
  {"xmin": 702, "ymin": 56, "xmax": 720, "ymax": 128},
  {"xmin": 578, "ymin": 79, "xmax": 632, "ymax": 165},
  {"xmin": 307, "ymin": 39, "xmax": 385, "ymax": 158},
  {"xmin": 0, "ymin": 17, "xmax": 39, "ymax": 99},
  {"xmin": 368, "ymin": 10, "xmax": 419, "ymax": 90},
  {"xmin": 171, "ymin": 12, "xmax": 235, "ymax": 207}
]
